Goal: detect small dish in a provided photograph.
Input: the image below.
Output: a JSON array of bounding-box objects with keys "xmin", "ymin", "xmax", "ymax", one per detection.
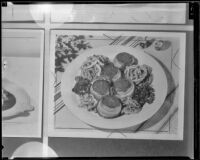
[{"xmin": 2, "ymin": 78, "xmax": 34, "ymax": 119}]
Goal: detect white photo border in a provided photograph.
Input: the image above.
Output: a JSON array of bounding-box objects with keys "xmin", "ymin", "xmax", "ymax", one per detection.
[{"xmin": 48, "ymin": 30, "xmax": 186, "ymax": 140}]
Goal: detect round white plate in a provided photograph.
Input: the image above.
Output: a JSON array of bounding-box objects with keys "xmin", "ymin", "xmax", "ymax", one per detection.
[
  {"xmin": 2, "ymin": 78, "xmax": 34, "ymax": 118},
  {"xmin": 61, "ymin": 46, "xmax": 168, "ymax": 129}
]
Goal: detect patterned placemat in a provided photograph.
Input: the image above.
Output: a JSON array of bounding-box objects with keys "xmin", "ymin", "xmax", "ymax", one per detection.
[{"xmin": 53, "ymin": 33, "xmax": 180, "ymax": 136}]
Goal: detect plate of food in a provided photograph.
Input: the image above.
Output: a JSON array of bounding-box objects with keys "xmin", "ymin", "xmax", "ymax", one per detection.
[
  {"xmin": 61, "ymin": 46, "xmax": 168, "ymax": 129},
  {"xmin": 2, "ymin": 78, "xmax": 34, "ymax": 119}
]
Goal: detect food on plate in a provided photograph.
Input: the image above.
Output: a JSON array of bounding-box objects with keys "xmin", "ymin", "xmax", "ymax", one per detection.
[
  {"xmin": 81, "ymin": 55, "xmax": 110, "ymax": 81},
  {"xmin": 71, "ymin": 53, "xmax": 155, "ymax": 119},
  {"xmin": 90, "ymin": 76, "xmax": 110, "ymax": 100},
  {"xmin": 132, "ymin": 85, "xmax": 155, "ymax": 106},
  {"xmin": 79, "ymin": 93, "xmax": 98, "ymax": 111},
  {"xmin": 113, "ymin": 78, "xmax": 135, "ymax": 99},
  {"xmin": 121, "ymin": 97, "xmax": 142, "ymax": 114},
  {"xmin": 124, "ymin": 64, "xmax": 152, "ymax": 85},
  {"xmin": 138, "ymin": 74, "xmax": 153, "ymax": 87},
  {"xmin": 97, "ymin": 95, "xmax": 122, "ymax": 118},
  {"xmin": 72, "ymin": 76, "xmax": 91, "ymax": 96},
  {"xmin": 2, "ymin": 89, "xmax": 16, "ymax": 111},
  {"xmin": 100, "ymin": 63, "xmax": 121, "ymax": 81},
  {"xmin": 113, "ymin": 52, "xmax": 138, "ymax": 69}
]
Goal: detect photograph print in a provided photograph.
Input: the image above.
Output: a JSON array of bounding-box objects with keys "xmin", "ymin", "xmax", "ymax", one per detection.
[
  {"xmin": 2, "ymin": 29, "xmax": 44, "ymax": 137},
  {"xmin": 48, "ymin": 30, "xmax": 186, "ymax": 140}
]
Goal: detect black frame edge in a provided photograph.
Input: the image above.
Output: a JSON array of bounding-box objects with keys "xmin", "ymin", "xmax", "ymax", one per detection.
[{"xmin": 193, "ymin": 2, "xmax": 200, "ymax": 160}]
